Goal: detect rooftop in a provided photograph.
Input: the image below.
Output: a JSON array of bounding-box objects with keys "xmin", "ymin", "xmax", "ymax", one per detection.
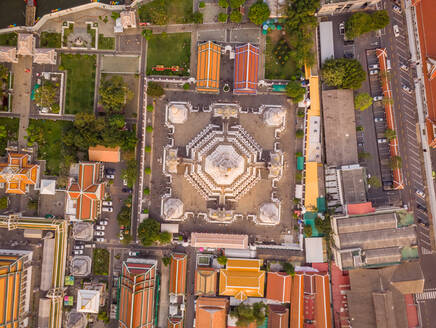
[
  {"xmin": 266, "ymin": 272, "xmax": 291, "ymax": 303},
  {"xmin": 169, "ymin": 253, "xmax": 187, "ymax": 296},
  {"xmin": 339, "ymin": 166, "xmax": 367, "ymax": 204},
  {"xmin": 0, "ymin": 152, "xmax": 40, "ymax": 194},
  {"xmin": 195, "ymin": 297, "xmax": 228, "ymax": 328},
  {"xmin": 195, "ymin": 268, "xmax": 217, "ymax": 296},
  {"xmin": 76, "ymin": 289, "xmax": 100, "ymax": 314},
  {"xmin": 233, "ymin": 43, "xmax": 259, "ymax": 95},
  {"xmin": 197, "ymin": 41, "xmax": 221, "ymax": 93},
  {"xmin": 191, "ymin": 232, "xmax": 249, "ymax": 249},
  {"xmin": 322, "ymin": 89, "xmax": 358, "ymax": 167},
  {"xmin": 268, "ymin": 304, "xmax": 289, "ymax": 328},
  {"xmin": 88, "ymin": 145, "xmax": 120, "ymax": 163}
]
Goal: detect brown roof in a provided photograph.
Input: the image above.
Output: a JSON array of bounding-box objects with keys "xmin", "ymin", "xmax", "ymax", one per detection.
[
  {"xmin": 194, "ymin": 268, "xmax": 217, "ymax": 296},
  {"xmin": 169, "ymin": 253, "xmax": 187, "ymax": 295},
  {"xmin": 196, "ymin": 297, "xmax": 228, "ymax": 328},
  {"xmin": 88, "ymin": 145, "xmax": 121, "ymax": 163},
  {"xmin": 266, "ymin": 272, "xmax": 291, "ymax": 303},
  {"xmin": 267, "ymin": 304, "xmax": 289, "ymax": 328}
]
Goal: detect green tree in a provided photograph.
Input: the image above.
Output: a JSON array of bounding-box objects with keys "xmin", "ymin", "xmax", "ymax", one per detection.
[
  {"xmin": 390, "ymin": 156, "xmax": 402, "ymax": 169},
  {"xmin": 315, "ymin": 216, "xmax": 331, "ymax": 235},
  {"xmin": 162, "ymin": 256, "xmax": 171, "ymax": 266},
  {"xmin": 183, "ymin": 83, "xmax": 190, "ymax": 90},
  {"xmin": 370, "ymin": 10, "xmax": 390, "ymax": 29},
  {"xmin": 97, "ymin": 311, "xmax": 110, "ymax": 324},
  {"xmin": 111, "ymin": 12, "xmax": 120, "ymax": 21},
  {"xmin": 385, "ymin": 128, "xmax": 396, "ymax": 141},
  {"xmin": 0, "ymin": 196, "xmax": 7, "ymax": 210},
  {"xmin": 99, "ymin": 75, "xmax": 133, "ymax": 112},
  {"xmin": 345, "ymin": 10, "xmax": 389, "ymax": 39},
  {"xmin": 146, "ymin": 104, "xmax": 154, "ymax": 112},
  {"xmin": 117, "ymin": 206, "xmax": 131, "ymax": 227},
  {"xmin": 122, "ymin": 159, "xmax": 137, "ymax": 188},
  {"xmin": 218, "ymin": 13, "xmax": 228, "ymax": 22},
  {"xmin": 282, "ymin": 262, "xmax": 295, "ymax": 276},
  {"xmin": 322, "ymin": 58, "xmax": 366, "ymax": 89},
  {"xmin": 199, "ymin": 1, "xmax": 205, "ymax": 8},
  {"xmin": 145, "ymin": 167, "xmax": 151, "ymax": 174},
  {"xmin": 158, "ymin": 231, "xmax": 172, "ymax": 244},
  {"xmin": 0, "ymin": 64, "xmax": 8, "ymax": 82},
  {"xmin": 217, "ymin": 255, "xmax": 228, "ymax": 266},
  {"xmin": 229, "ymin": 0, "xmax": 245, "ymax": 9},
  {"xmin": 147, "ymin": 82, "xmax": 164, "ymax": 97},
  {"xmin": 138, "ymin": 218, "xmax": 161, "ymax": 246},
  {"xmin": 218, "ymin": 0, "xmax": 229, "ymax": 8},
  {"xmin": 230, "ymin": 10, "xmax": 243, "ymax": 23},
  {"xmin": 248, "ymin": 1, "xmax": 270, "ymax": 25},
  {"xmin": 146, "ymin": 126, "xmax": 153, "ymax": 133},
  {"xmin": 286, "ymin": 80, "xmax": 305, "ymax": 102},
  {"xmin": 356, "ymin": 125, "xmax": 364, "ymax": 132},
  {"xmin": 34, "ymin": 81, "xmax": 58, "ymax": 109},
  {"xmin": 304, "ymin": 224, "xmax": 313, "ymax": 237},
  {"xmin": 0, "ymin": 126, "xmax": 7, "ymax": 139},
  {"xmin": 368, "ymin": 176, "xmax": 382, "ymax": 188},
  {"xmin": 354, "ymin": 92, "xmax": 373, "ymax": 111},
  {"xmin": 142, "ymin": 29, "xmax": 152, "ymax": 40},
  {"xmin": 296, "ymin": 129, "xmax": 304, "ymax": 138},
  {"xmin": 192, "ymin": 11, "xmax": 203, "ymax": 24},
  {"xmin": 145, "ymin": 146, "xmax": 151, "ymax": 152},
  {"xmin": 230, "ymin": 302, "xmax": 266, "ymax": 326}
]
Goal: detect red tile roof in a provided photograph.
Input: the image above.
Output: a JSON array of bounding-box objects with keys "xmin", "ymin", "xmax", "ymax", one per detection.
[
  {"xmin": 197, "ymin": 41, "xmax": 221, "ymax": 93},
  {"xmin": 169, "ymin": 253, "xmax": 187, "ymax": 295},
  {"xmin": 404, "ymin": 294, "xmax": 419, "ymax": 328},
  {"xmin": 196, "ymin": 297, "xmax": 228, "ymax": 328},
  {"xmin": 330, "ymin": 262, "xmax": 350, "ymax": 328},
  {"xmin": 347, "ymin": 202, "xmax": 375, "ymax": 215},
  {"xmin": 233, "ymin": 43, "xmax": 259, "ymax": 94},
  {"xmin": 267, "ymin": 304, "xmax": 289, "ymax": 328},
  {"xmin": 0, "ymin": 153, "xmax": 39, "ymax": 194},
  {"xmin": 266, "ymin": 272, "xmax": 291, "ymax": 303}
]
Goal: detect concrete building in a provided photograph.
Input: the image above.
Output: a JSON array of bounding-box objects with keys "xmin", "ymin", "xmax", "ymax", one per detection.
[
  {"xmin": 317, "ymin": 0, "xmax": 380, "ymax": 16},
  {"xmin": 76, "ymin": 289, "xmax": 100, "ymax": 314}
]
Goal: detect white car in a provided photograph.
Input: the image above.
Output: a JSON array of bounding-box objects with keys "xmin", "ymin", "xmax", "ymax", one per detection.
[
  {"xmin": 95, "ymin": 231, "xmax": 105, "ymax": 236},
  {"xmin": 393, "ymin": 4, "xmax": 402, "ymax": 14},
  {"xmin": 96, "ymin": 237, "xmax": 105, "ymax": 242},
  {"xmin": 374, "ymin": 117, "xmax": 384, "ymax": 123},
  {"xmin": 400, "ymin": 64, "xmax": 409, "ymax": 72},
  {"xmin": 123, "ymin": 178, "xmax": 128, "ymax": 186},
  {"xmin": 102, "ymin": 201, "xmax": 113, "ymax": 207},
  {"xmin": 106, "ymin": 174, "xmax": 115, "ymax": 180},
  {"xmin": 373, "ymin": 95, "xmax": 383, "ymax": 102},
  {"xmin": 119, "ymin": 234, "xmax": 124, "ymax": 241},
  {"xmin": 102, "ymin": 207, "xmax": 113, "ymax": 212},
  {"xmin": 99, "ymin": 220, "xmax": 108, "ymax": 226},
  {"xmin": 129, "ymin": 251, "xmax": 139, "ymax": 256},
  {"xmin": 402, "ymin": 85, "xmax": 413, "ymax": 94},
  {"xmin": 369, "ymin": 69, "xmax": 379, "ymax": 75},
  {"xmin": 368, "ymin": 64, "xmax": 379, "ymax": 70},
  {"xmin": 377, "ymin": 138, "xmax": 388, "ymax": 143},
  {"xmin": 74, "ymin": 245, "xmax": 84, "ymax": 250},
  {"xmin": 73, "ymin": 250, "xmax": 84, "ymax": 255},
  {"xmin": 339, "ymin": 22, "xmax": 345, "ymax": 35},
  {"xmin": 393, "ymin": 25, "xmax": 400, "ymax": 37},
  {"xmin": 96, "ymin": 225, "xmax": 105, "ymax": 231},
  {"xmin": 416, "ymin": 189, "xmax": 425, "ymax": 198}
]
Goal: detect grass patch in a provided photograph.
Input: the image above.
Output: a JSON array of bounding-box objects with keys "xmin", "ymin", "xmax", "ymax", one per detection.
[
  {"xmin": 98, "ymin": 34, "xmax": 115, "ymax": 50},
  {"xmin": 87, "ymin": 24, "xmax": 96, "ymax": 48},
  {"xmin": 61, "ymin": 54, "xmax": 96, "ymax": 114},
  {"xmin": 0, "ymin": 117, "xmax": 18, "ymax": 156},
  {"xmin": 147, "ymin": 33, "xmax": 191, "ymax": 76},
  {"xmin": 139, "ymin": 0, "xmax": 194, "ymax": 24},
  {"xmin": 265, "ymin": 35, "xmax": 296, "ymax": 80},
  {"xmin": 27, "ymin": 119, "xmax": 74, "ymax": 176},
  {"xmin": 0, "ymin": 33, "xmax": 17, "ymax": 46},
  {"xmin": 93, "ymin": 248, "xmax": 109, "ymax": 276},
  {"xmin": 62, "ymin": 22, "xmax": 74, "ymax": 47},
  {"xmin": 40, "ymin": 32, "xmax": 61, "ymax": 48}
]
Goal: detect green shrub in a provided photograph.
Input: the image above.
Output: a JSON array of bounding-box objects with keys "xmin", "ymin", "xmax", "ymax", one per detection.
[
  {"xmin": 146, "ymin": 104, "xmax": 154, "ymax": 112},
  {"xmin": 183, "ymin": 83, "xmax": 190, "ymax": 90},
  {"xmin": 218, "ymin": 0, "xmax": 229, "ymax": 8},
  {"xmin": 296, "ymin": 129, "xmax": 304, "ymax": 138},
  {"xmin": 145, "ymin": 167, "xmax": 151, "ymax": 174},
  {"xmin": 146, "ymin": 126, "xmax": 153, "ymax": 133},
  {"xmin": 144, "ymin": 187, "xmax": 150, "ymax": 195},
  {"xmin": 145, "ymin": 146, "xmax": 151, "ymax": 152},
  {"xmin": 218, "ymin": 13, "xmax": 228, "ymax": 22},
  {"xmin": 199, "ymin": 1, "xmax": 205, "ymax": 8},
  {"xmin": 230, "ymin": 10, "xmax": 243, "ymax": 23}
]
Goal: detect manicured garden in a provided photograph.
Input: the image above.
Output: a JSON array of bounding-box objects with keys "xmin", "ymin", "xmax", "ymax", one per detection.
[
  {"xmin": 40, "ymin": 32, "xmax": 61, "ymax": 48},
  {"xmin": 98, "ymin": 34, "xmax": 115, "ymax": 50},
  {"xmin": 60, "ymin": 54, "xmax": 96, "ymax": 114},
  {"xmin": 0, "ymin": 117, "xmax": 18, "ymax": 156},
  {"xmin": 265, "ymin": 35, "xmax": 296, "ymax": 80},
  {"xmin": 138, "ymin": 0, "xmax": 194, "ymax": 24},
  {"xmin": 146, "ymin": 33, "xmax": 191, "ymax": 76},
  {"xmin": 93, "ymin": 248, "xmax": 109, "ymax": 276}
]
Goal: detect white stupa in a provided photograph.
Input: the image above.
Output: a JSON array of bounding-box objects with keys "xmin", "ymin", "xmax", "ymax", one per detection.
[
  {"xmin": 258, "ymin": 202, "xmax": 280, "ymax": 225},
  {"xmin": 163, "ymin": 198, "xmax": 184, "ymax": 220},
  {"xmin": 263, "ymin": 106, "xmax": 286, "ymax": 127},
  {"xmin": 204, "ymin": 145, "xmax": 245, "ymax": 185},
  {"xmin": 167, "ymin": 103, "xmax": 188, "ymax": 124}
]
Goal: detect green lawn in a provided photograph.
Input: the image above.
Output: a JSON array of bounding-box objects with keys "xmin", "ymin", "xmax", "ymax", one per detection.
[
  {"xmin": 40, "ymin": 32, "xmax": 61, "ymax": 48},
  {"xmin": 0, "ymin": 33, "xmax": 17, "ymax": 46},
  {"xmin": 265, "ymin": 36, "xmax": 297, "ymax": 80},
  {"xmin": 61, "ymin": 54, "xmax": 96, "ymax": 114},
  {"xmin": 0, "ymin": 117, "xmax": 18, "ymax": 156},
  {"xmin": 138, "ymin": 0, "xmax": 193, "ymax": 24},
  {"xmin": 147, "ymin": 33, "xmax": 191, "ymax": 76},
  {"xmin": 27, "ymin": 119, "xmax": 74, "ymax": 176},
  {"xmin": 98, "ymin": 34, "xmax": 115, "ymax": 50},
  {"xmin": 93, "ymin": 248, "xmax": 110, "ymax": 275}
]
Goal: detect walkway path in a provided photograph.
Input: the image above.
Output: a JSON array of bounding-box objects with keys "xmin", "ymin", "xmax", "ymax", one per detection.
[
  {"xmin": 12, "ymin": 56, "xmax": 33, "ymax": 148},
  {"xmin": 157, "ymin": 260, "xmax": 169, "ymax": 328}
]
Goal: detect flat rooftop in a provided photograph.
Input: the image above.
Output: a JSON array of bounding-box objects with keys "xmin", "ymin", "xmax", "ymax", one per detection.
[
  {"xmin": 340, "ymin": 167, "xmax": 367, "ymax": 204},
  {"xmin": 322, "ymin": 89, "xmax": 358, "ymax": 167}
]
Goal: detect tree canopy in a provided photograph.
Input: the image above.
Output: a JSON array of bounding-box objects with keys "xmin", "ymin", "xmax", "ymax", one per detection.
[
  {"xmin": 230, "ymin": 10, "xmax": 243, "ymax": 23},
  {"xmin": 229, "ymin": 0, "xmax": 245, "ymax": 9},
  {"xmin": 218, "ymin": 0, "xmax": 229, "ymax": 8},
  {"xmin": 385, "ymin": 128, "xmax": 396, "ymax": 141},
  {"xmin": 322, "ymin": 58, "xmax": 366, "ymax": 89},
  {"xmin": 147, "ymin": 82, "xmax": 165, "ymax": 97},
  {"xmin": 248, "ymin": 1, "xmax": 270, "ymax": 25},
  {"xmin": 390, "ymin": 156, "xmax": 402, "ymax": 169},
  {"xmin": 99, "ymin": 75, "xmax": 133, "ymax": 113},
  {"xmin": 304, "ymin": 224, "xmax": 313, "ymax": 237},
  {"xmin": 121, "ymin": 159, "xmax": 137, "ymax": 188},
  {"xmin": 354, "ymin": 92, "xmax": 373, "ymax": 111},
  {"xmin": 282, "ymin": 262, "xmax": 295, "ymax": 276},
  {"xmin": 368, "ymin": 176, "xmax": 382, "ymax": 188},
  {"xmin": 230, "ymin": 302, "xmax": 266, "ymax": 326},
  {"xmin": 138, "ymin": 218, "xmax": 172, "ymax": 246},
  {"xmin": 34, "ymin": 81, "xmax": 58, "ymax": 109},
  {"xmin": 286, "ymin": 80, "xmax": 306, "ymax": 103},
  {"xmin": 345, "ymin": 10, "xmax": 389, "ymax": 39}
]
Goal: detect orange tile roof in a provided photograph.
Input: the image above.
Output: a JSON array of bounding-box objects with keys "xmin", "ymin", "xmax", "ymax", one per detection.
[
  {"xmin": 197, "ymin": 41, "xmax": 221, "ymax": 93},
  {"xmin": 196, "ymin": 297, "xmax": 228, "ymax": 328},
  {"xmin": 0, "ymin": 153, "xmax": 39, "ymax": 194},
  {"xmin": 169, "ymin": 253, "xmax": 187, "ymax": 295},
  {"xmin": 268, "ymin": 304, "xmax": 289, "ymax": 328},
  {"xmin": 219, "ymin": 258, "xmax": 265, "ymax": 301},
  {"xmin": 67, "ymin": 163, "xmax": 104, "ymax": 220},
  {"xmin": 346, "ymin": 202, "xmax": 375, "ymax": 216},
  {"xmin": 266, "ymin": 272, "xmax": 291, "ymax": 303},
  {"xmin": 88, "ymin": 145, "xmax": 121, "ymax": 163},
  {"xmin": 118, "ymin": 260, "xmax": 157, "ymax": 328},
  {"xmin": 234, "ymin": 43, "xmax": 259, "ymax": 94},
  {"xmin": 195, "ymin": 268, "xmax": 217, "ymax": 296}
]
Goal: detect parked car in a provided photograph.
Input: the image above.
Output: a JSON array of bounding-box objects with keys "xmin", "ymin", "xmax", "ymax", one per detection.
[
  {"xmin": 102, "ymin": 207, "xmax": 113, "ymax": 212},
  {"xmin": 393, "ymin": 4, "xmax": 402, "ymax": 14},
  {"xmin": 122, "ymin": 179, "xmax": 128, "ymax": 186},
  {"xmin": 393, "ymin": 25, "xmax": 400, "ymax": 37},
  {"xmin": 122, "ymin": 187, "xmax": 132, "ymax": 193},
  {"xmin": 119, "ymin": 234, "xmax": 124, "ymax": 241},
  {"xmin": 416, "ymin": 189, "xmax": 425, "ymax": 198},
  {"xmin": 339, "ymin": 22, "xmax": 345, "ymax": 35},
  {"xmin": 73, "ymin": 250, "xmax": 84, "ymax": 255},
  {"xmin": 369, "ymin": 69, "xmax": 379, "ymax": 75},
  {"xmin": 374, "ymin": 117, "xmax": 384, "ymax": 123},
  {"xmin": 102, "ymin": 201, "xmax": 113, "ymax": 206},
  {"xmin": 368, "ymin": 64, "xmax": 379, "ymax": 70},
  {"xmin": 99, "ymin": 220, "xmax": 108, "ymax": 226},
  {"xmin": 106, "ymin": 174, "xmax": 115, "ymax": 180},
  {"xmin": 373, "ymin": 95, "xmax": 383, "ymax": 102},
  {"xmin": 96, "ymin": 225, "xmax": 105, "ymax": 231},
  {"xmin": 129, "ymin": 251, "xmax": 139, "ymax": 256},
  {"xmin": 105, "ymin": 168, "xmax": 115, "ymax": 175},
  {"xmin": 96, "ymin": 237, "xmax": 105, "ymax": 242},
  {"xmin": 95, "ymin": 231, "xmax": 105, "ymax": 236},
  {"xmin": 74, "ymin": 245, "xmax": 84, "ymax": 250},
  {"xmin": 377, "ymin": 138, "xmax": 388, "ymax": 143},
  {"xmin": 402, "ymin": 85, "xmax": 413, "ymax": 94},
  {"xmin": 400, "ymin": 64, "xmax": 409, "ymax": 72}
]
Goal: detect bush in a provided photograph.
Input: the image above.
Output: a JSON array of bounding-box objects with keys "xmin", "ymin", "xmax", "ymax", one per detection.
[
  {"xmin": 315, "ymin": 216, "xmax": 332, "ymax": 235},
  {"xmin": 229, "ymin": 0, "xmax": 246, "ymax": 8},
  {"xmin": 192, "ymin": 11, "xmax": 203, "ymax": 24},
  {"xmin": 304, "ymin": 224, "xmax": 313, "ymax": 237},
  {"xmin": 286, "ymin": 80, "xmax": 305, "ymax": 103},
  {"xmin": 0, "ymin": 197, "xmax": 7, "ymax": 210},
  {"xmin": 93, "ymin": 248, "xmax": 109, "ymax": 275},
  {"xmin": 354, "ymin": 92, "xmax": 373, "ymax": 111},
  {"xmin": 183, "ymin": 83, "xmax": 190, "ymax": 90},
  {"xmin": 322, "ymin": 58, "xmax": 366, "ymax": 89},
  {"xmin": 144, "ymin": 187, "xmax": 150, "ymax": 195},
  {"xmin": 297, "ymin": 110, "xmax": 305, "ymax": 117},
  {"xmin": 162, "ymin": 256, "xmax": 171, "ymax": 266},
  {"xmin": 385, "ymin": 128, "xmax": 396, "ymax": 141},
  {"xmin": 230, "ymin": 302, "xmax": 266, "ymax": 327},
  {"xmin": 230, "ymin": 10, "xmax": 243, "ymax": 23},
  {"xmin": 368, "ymin": 176, "xmax": 382, "ymax": 188},
  {"xmin": 147, "ymin": 82, "xmax": 164, "ymax": 97},
  {"xmin": 218, "ymin": 13, "xmax": 228, "ymax": 22},
  {"xmin": 145, "ymin": 145, "xmax": 151, "ymax": 152},
  {"xmin": 248, "ymin": 1, "xmax": 270, "ymax": 25},
  {"xmin": 199, "ymin": 1, "xmax": 205, "ymax": 8},
  {"xmin": 217, "ymin": 255, "xmax": 228, "ymax": 266},
  {"xmin": 146, "ymin": 125, "xmax": 153, "ymax": 133},
  {"xmin": 142, "ymin": 29, "xmax": 152, "ymax": 40},
  {"xmin": 145, "ymin": 167, "xmax": 151, "ymax": 174},
  {"xmin": 218, "ymin": 0, "xmax": 229, "ymax": 8},
  {"xmin": 390, "ymin": 156, "xmax": 402, "ymax": 169},
  {"xmin": 296, "ymin": 129, "xmax": 304, "ymax": 138},
  {"xmin": 273, "ymin": 39, "xmax": 291, "ymax": 66},
  {"xmin": 356, "ymin": 125, "xmax": 364, "ymax": 132},
  {"xmin": 345, "ymin": 10, "xmax": 389, "ymax": 39},
  {"xmin": 146, "ymin": 104, "xmax": 154, "ymax": 112},
  {"xmin": 295, "ymin": 151, "xmax": 302, "ymax": 157},
  {"xmin": 282, "ymin": 262, "xmax": 295, "ymax": 276}
]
